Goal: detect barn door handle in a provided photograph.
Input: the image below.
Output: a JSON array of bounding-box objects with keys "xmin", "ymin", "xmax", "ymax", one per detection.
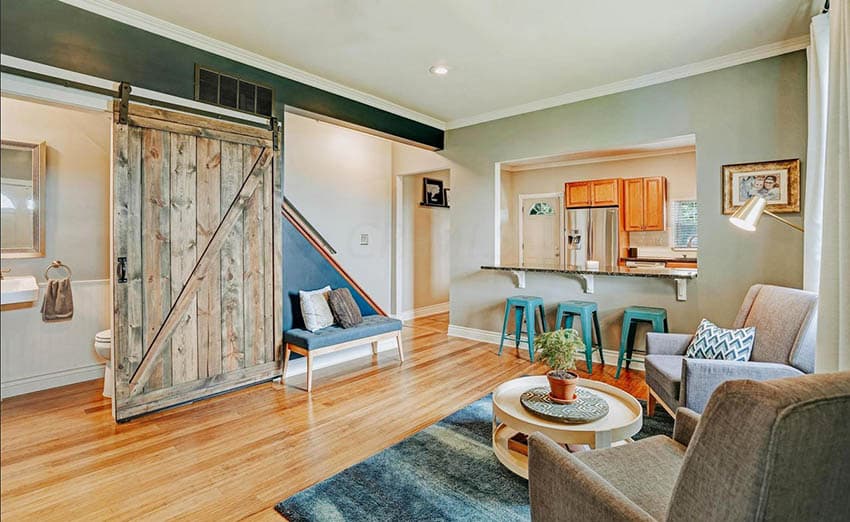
[{"xmin": 116, "ymin": 257, "xmax": 127, "ymax": 283}]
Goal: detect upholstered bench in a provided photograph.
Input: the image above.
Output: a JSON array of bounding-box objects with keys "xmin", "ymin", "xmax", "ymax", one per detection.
[{"xmin": 282, "ymin": 315, "xmax": 404, "ymax": 391}]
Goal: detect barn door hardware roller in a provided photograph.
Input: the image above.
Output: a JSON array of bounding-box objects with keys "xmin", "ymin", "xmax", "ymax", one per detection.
[
  {"xmin": 269, "ymin": 116, "xmax": 280, "ymax": 151},
  {"xmin": 117, "ymin": 82, "xmax": 132, "ymax": 124}
]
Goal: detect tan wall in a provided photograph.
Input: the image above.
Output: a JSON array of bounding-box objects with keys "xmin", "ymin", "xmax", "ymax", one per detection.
[
  {"xmin": 284, "ymin": 112, "xmax": 394, "ymax": 309},
  {"xmin": 0, "ymin": 97, "xmax": 112, "ymax": 396},
  {"xmin": 401, "ymin": 171, "xmax": 450, "ymax": 312},
  {"xmin": 0, "ymin": 97, "xmax": 111, "ymax": 279},
  {"xmin": 501, "ymin": 151, "xmax": 697, "ymax": 264}
]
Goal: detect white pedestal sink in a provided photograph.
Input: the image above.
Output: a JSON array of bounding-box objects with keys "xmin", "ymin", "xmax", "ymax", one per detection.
[{"xmin": 1, "ymin": 276, "xmax": 40, "ymax": 305}]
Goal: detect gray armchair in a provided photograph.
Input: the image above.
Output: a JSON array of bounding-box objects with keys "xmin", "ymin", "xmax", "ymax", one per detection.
[
  {"xmin": 645, "ymin": 284, "xmax": 817, "ymax": 415},
  {"xmin": 528, "ymin": 372, "xmax": 850, "ymax": 522}
]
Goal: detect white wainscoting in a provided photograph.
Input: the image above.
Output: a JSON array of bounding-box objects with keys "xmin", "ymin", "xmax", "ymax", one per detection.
[
  {"xmin": 395, "ymin": 302, "xmax": 449, "ymax": 321},
  {"xmin": 1, "ymin": 279, "xmax": 110, "ymax": 398},
  {"xmin": 447, "ymin": 323, "xmax": 644, "ymax": 371}
]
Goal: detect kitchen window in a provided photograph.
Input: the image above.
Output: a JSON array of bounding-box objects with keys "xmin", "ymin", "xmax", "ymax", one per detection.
[{"xmin": 671, "ymin": 200, "xmax": 698, "ymax": 249}]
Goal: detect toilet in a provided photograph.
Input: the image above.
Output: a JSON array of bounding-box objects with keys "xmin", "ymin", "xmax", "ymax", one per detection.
[{"xmin": 93, "ymin": 329, "xmax": 113, "ymax": 398}]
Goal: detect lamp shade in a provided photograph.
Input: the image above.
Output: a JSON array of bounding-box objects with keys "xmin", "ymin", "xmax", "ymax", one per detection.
[{"xmin": 729, "ymin": 196, "xmax": 767, "ymax": 231}]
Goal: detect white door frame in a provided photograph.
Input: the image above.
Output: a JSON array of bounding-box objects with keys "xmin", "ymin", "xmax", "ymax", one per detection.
[
  {"xmin": 518, "ymin": 192, "xmax": 565, "ymax": 268},
  {"xmin": 393, "ymin": 168, "xmax": 451, "ymax": 318}
]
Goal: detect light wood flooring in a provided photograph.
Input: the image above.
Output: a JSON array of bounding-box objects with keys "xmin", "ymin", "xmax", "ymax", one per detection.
[{"xmin": 0, "ymin": 313, "xmax": 646, "ymax": 520}]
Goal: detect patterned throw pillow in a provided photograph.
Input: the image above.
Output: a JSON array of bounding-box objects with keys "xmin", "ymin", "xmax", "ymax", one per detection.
[
  {"xmin": 685, "ymin": 319, "xmax": 756, "ymax": 362},
  {"xmin": 300, "ymin": 286, "xmax": 334, "ymax": 332},
  {"xmin": 328, "ymin": 288, "xmax": 363, "ymax": 328}
]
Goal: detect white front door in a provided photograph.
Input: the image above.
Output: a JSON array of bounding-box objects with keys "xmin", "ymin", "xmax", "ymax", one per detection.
[{"xmin": 521, "ymin": 196, "xmax": 561, "ymax": 268}]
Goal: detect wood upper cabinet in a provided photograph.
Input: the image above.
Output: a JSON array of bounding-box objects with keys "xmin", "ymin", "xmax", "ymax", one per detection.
[
  {"xmin": 624, "ymin": 178, "xmax": 645, "ymax": 231},
  {"xmin": 624, "ymin": 176, "xmax": 667, "ymax": 231},
  {"xmin": 565, "ymin": 181, "xmax": 591, "ymax": 207},
  {"xmin": 642, "ymin": 176, "xmax": 666, "ymax": 230},
  {"xmin": 565, "ymin": 178, "xmax": 620, "ymax": 208},
  {"xmin": 590, "ymin": 178, "xmax": 620, "ymax": 206}
]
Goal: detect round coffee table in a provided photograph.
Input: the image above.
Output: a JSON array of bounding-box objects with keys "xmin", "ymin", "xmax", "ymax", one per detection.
[{"xmin": 492, "ymin": 375, "xmax": 643, "ymax": 478}]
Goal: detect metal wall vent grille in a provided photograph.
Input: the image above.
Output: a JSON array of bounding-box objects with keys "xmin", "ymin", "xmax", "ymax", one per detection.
[{"xmin": 195, "ymin": 65, "xmax": 274, "ymax": 117}]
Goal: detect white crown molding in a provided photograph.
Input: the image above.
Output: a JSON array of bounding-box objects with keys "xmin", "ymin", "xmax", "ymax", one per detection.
[
  {"xmin": 503, "ymin": 146, "xmax": 696, "ymax": 172},
  {"xmin": 56, "ymin": 0, "xmax": 447, "ymax": 130},
  {"xmin": 447, "ymin": 324, "xmax": 644, "ymax": 371},
  {"xmin": 447, "ymin": 35, "xmax": 809, "ymax": 130},
  {"xmin": 51, "ymin": 1, "xmax": 808, "ymax": 135}
]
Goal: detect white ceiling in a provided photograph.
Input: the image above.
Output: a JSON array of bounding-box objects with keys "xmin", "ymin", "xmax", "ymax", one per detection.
[{"xmin": 96, "ymin": 0, "xmax": 818, "ymax": 128}]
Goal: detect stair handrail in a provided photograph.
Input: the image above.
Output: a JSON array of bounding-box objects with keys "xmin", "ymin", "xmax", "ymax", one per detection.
[{"xmin": 282, "ymin": 196, "xmax": 337, "ymax": 255}]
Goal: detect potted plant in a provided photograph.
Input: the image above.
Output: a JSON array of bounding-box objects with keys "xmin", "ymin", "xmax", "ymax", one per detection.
[{"xmin": 535, "ymin": 329, "xmax": 584, "ymax": 403}]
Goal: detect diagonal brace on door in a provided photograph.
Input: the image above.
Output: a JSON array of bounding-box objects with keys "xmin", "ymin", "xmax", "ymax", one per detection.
[{"xmin": 128, "ymin": 147, "xmax": 273, "ymax": 395}]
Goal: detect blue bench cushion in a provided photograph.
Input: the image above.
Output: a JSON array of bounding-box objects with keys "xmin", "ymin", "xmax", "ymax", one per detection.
[{"xmin": 285, "ymin": 315, "xmax": 402, "ymax": 350}]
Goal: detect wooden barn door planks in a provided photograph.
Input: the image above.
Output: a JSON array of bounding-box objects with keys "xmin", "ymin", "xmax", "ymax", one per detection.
[{"xmin": 111, "ymin": 103, "xmax": 282, "ymax": 421}]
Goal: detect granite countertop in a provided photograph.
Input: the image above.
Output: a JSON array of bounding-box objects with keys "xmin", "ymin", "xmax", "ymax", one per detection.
[
  {"xmin": 623, "ymin": 257, "xmax": 698, "ymax": 263},
  {"xmin": 481, "ymin": 264, "xmax": 698, "ymax": 279}
]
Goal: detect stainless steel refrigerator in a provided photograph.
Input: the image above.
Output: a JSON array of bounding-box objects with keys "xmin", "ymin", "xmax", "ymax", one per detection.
[{"xmin": 566, "ymin": 207, "xmax": 619, "ymax": 270}]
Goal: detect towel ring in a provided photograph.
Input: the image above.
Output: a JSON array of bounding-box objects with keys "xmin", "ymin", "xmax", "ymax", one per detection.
[{"xmin": 44, "ymin": 260, "xmax": 72, "ymax": 281}]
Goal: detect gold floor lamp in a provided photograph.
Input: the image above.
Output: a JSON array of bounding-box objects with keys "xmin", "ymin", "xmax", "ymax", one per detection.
[{"xmin": 729, "ymin": 196, "xmax": 804, "ymax": 232}]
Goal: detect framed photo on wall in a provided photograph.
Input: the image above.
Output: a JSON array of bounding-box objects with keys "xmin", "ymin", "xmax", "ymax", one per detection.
[
  {"xmin": 421, "ymin": 177, "xmax": 447, "ymax": 207},
  {"xmin": 722, "ymin": 158, "xmax": 800, "ymax": 214}
]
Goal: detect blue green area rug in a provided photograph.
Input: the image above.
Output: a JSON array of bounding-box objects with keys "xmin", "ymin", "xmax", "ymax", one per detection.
[{"xmin": 276, "ymin": 395, "xmax": 673, "ymax": 521}]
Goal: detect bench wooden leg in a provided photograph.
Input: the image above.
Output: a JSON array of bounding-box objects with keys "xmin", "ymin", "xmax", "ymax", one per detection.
[
  {"xmin": 282, "ymin": 343, "xmax": 292, "ymax": 382},
  {"xmin": 306, "ymin": 353, "xmax": 314, "ymax": 392},
  {"xmin": 647, "ymin": 389, "xmax": 656, "ymax": 416},
  {"xmin": 396, "ymin": 333, "xmax": 404, "ymax": 363},
  {"xmin": 371, "ymin": 341, "xmax": 378, "ymax": 355}
]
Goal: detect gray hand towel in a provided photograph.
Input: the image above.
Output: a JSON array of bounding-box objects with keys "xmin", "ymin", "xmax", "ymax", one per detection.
[{"xmin": 41, "ymin": 278, "xmax": 74, "ymax": 321}]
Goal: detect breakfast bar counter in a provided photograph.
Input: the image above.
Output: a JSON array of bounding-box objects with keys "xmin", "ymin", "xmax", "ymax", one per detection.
[{"xmin": 481, "ymin": 265, "xmax": 697, "ymax": 300}]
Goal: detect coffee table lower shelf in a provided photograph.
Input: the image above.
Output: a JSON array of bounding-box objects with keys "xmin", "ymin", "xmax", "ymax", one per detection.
[
  {"xmin": 490, "ymin": 376, "xmax": 643, "ymax": 479},
  {"xmin": 493, "ymin": 424, "xmax": 530, "ymax": 479},
  {"xmin": 492, "ymin": 424, "xmax": 632, "ymax": 480}
]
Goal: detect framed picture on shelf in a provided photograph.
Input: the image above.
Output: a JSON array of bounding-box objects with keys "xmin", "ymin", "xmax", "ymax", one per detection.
[
  {"xmin": 421, "ymin": 177, "xmax": 446, "ymax": 207},
  {"xmin": 722, "ymin": 158, "xmax": 800, "ymax": 214}
]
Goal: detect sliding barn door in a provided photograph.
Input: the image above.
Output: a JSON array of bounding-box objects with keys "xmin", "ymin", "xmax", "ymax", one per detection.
[{"xmin": 111, "ymin": 104, "xmax": 282, "ymax": 421}]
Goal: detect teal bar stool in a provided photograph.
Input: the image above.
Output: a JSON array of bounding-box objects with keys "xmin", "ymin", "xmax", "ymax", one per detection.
[
  {"xmin": 554, "ymin": 301, "xmax": 604, "ymax": 372},
  {"xmin": 498, "ymin": 296, "xmax": 547, "ymax": 362},
  {"xmin": 615, "ymin": 306, "xmax": 668, "ymax": 378}
]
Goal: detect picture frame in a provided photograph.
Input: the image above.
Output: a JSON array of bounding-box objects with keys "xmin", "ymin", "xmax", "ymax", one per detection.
[
  {"xmin": 722, "ymin": 158, "xmax": 800, "ymax": 214},
  {"xmin": 421, "ymin": 177, "xmax": 447, "ymax": 207}
]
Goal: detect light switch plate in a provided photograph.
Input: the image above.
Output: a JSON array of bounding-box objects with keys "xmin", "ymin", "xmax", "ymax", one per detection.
[{"xmin": 360, "ymin": 234, "xmax": 369, "ymax": 245}]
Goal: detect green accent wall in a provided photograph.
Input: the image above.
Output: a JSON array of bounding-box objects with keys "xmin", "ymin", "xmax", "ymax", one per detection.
[
  {"xmin": 443, "ymin": 52, "xmax": 807, "ymax": 341},
  {"xmin": 0, "ymin": 0, "xmax": 444, "ymax": 149}
]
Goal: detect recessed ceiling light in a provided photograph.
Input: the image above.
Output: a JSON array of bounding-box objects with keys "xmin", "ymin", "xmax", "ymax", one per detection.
[{"xmin": 429, "ymin": 65, "xmax": 450, "ymax": 76}]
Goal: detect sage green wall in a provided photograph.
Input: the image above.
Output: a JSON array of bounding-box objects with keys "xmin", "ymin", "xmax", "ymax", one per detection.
[{"xmin": 441, "ymin": 52, "xmax": 806, "ymax": 342}]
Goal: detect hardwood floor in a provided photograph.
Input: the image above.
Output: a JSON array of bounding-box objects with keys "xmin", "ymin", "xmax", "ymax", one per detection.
[{"xmin": 0, "ymin": 313, "xmax": 646, "ymax": 520}]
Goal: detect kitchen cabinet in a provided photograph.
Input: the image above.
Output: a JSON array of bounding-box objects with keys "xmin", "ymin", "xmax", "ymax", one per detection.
[
  {"xmin": 624, "ymin": 176, "xmax": 667, "ymax": 231},
  {"xmin": 565, "ymin": 181, "xmax": 591, "ymax": 207},
  {"xmin": 565, "ymin": 178, "xmax": 620, "ymax": 208},
  {"xmin": 590, "ymin": 178, "xmax": 620, "ymax": 206}
]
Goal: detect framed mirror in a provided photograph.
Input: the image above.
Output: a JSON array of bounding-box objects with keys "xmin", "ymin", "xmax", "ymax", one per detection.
[{"xmin": 1, "ymin": 140, "xmax": 46, "ymax": 258}]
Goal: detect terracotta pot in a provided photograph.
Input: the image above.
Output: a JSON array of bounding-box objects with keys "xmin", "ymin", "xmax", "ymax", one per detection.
[{"xmin": 547, "ymin": 370, "xmax": 579, "ymax": 403}]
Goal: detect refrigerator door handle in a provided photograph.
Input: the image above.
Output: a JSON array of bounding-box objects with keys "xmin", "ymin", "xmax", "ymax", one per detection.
[{"xmin": 587, "ymin": 211, "xmax": 593, "ymax": 264}]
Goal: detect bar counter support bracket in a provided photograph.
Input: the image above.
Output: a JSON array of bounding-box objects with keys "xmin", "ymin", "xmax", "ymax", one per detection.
[
  {"xmin": 675, "ymin": 278, "xmax": 688, "ymax": 301},
  {"xmin": 509, "ymin": 270, "xmax": 527, "ymax": 289},
  {"xmin": 579, "ymin": 274, "xmax": 595, "ymax": 294}
]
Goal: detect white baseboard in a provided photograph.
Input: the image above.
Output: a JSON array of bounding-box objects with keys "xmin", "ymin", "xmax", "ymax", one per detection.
[
  {"xmin": 395, "ymin": 302, "xmax": 449, "ymax": 321},
  {"xmin": 1, "ymin": 363, "xmax": 105, "ymax": 399},
  {"xmin": 447, "ymin": 324, "xmax": 645, "ymax": 371},
  {"xmin": 280, "ymin": 338, "xmax": 400, "ymax": 379}
]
